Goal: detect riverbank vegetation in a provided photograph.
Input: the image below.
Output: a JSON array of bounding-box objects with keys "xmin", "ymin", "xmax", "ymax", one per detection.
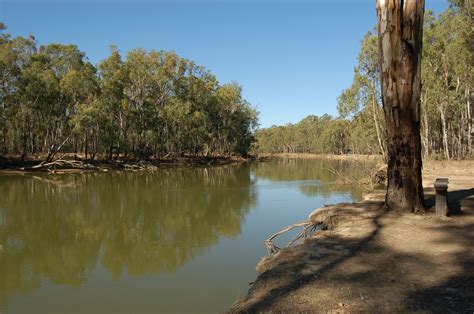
[
  {"xmin": 0, "ymin": 23, "xmax": 258, "ymax": 161},
  {"xmin": 256, "ymin": 1, "xmax": 472, "ymax": 159}
]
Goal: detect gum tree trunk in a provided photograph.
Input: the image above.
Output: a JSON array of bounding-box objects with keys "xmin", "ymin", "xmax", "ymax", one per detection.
[
  {"xmin": 370, "ymin": 83, "xmax": 386, "ymax": 157},
  {"xmin": 376, "ymin": 0, "xmax": 425, "ymax": 212},
  {"xmin": 466, "ymin": 87, "xmax": 472, "ymax": 155}
]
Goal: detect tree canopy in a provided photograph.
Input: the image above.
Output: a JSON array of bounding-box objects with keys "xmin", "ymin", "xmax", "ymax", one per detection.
[{"xmin": 0, "ymin": 26, "xmax": 258, "ymax": 160}]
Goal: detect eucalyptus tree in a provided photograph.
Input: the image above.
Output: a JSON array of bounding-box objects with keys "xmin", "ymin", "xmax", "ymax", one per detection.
[
  {"xmin": 320, "ymin": 119, "xmax": 349, "ymax": 154},
  {"xmin": 376, "ymin": 0, "xmax": 425, "ymax": 212},
  {"xmin": 16, "ymin": 44, "xmax": 97, "ymax": 160},
  {"xmin": 95, "ymin": 46, "xmax": 128, "ymax": 158},
  {"xmin": 173, "ymin": 61, "xmax": 218, "ymax": 156},
  {"xmin": 338, "ymin": 32, "xmax": 386, "ymax": 157},
  {"xmin": 422, "ymin": 2, "xmax": 472, "ymax": 159},
  {"xmin": 0, "ymin": 24, "xmax": 258, "ymax": 159},
  {"xmin": 256, "ymin": 114, "xmax": 352, "ymax": 154},
  {"xmin": 0, "ymin": 24, "xmax": 36, "ymax": 155},
  {"xmin": 213, "ymin": 83, "xmax": 258, "ymax": 156}
]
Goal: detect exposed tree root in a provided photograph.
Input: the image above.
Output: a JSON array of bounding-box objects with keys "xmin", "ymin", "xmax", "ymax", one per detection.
[{"xmin": 264, "ymin": 221, "xmax": 322, "ymax": 255}]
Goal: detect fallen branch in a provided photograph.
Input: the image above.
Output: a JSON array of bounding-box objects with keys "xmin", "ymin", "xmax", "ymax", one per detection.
[
  {"xmin": 43, "ymin": 136, "xmax": 70, "ymax": 163},
  {"xmin": 124, "ymin": 160, "xmax": 158, "ymax": 170},
  {"xmin": 25, "ymin": 159, "xmax": 97, "ymax": 171},
  {"xmin": 264, "ymin": 221, "xmax": 317, "ymax": 255}
]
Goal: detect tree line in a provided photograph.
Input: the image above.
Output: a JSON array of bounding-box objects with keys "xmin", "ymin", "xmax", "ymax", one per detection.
[
  {"xmin": 0, "ymin": 24, "xmax": 258, "ymax": 160},
  {"xmin": 257, "ymin": 1, "xmax": 472, "ymax": 159}
]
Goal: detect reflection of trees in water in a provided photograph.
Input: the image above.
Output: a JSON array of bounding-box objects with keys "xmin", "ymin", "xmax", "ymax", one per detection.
[
  {"xmin": 0, "ymin": 164, "xmax": 255, "ymax": 304},
  {"xmin": 298, "ymin": 183, "xmax": 363, "ymax": 201},
  {"xmin": 253, "ymin": 158, "xmax": 371, "ymax": 200}
]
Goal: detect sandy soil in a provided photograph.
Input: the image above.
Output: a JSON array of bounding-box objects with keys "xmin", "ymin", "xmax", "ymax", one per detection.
[
  {"xmin": 229, "ymin": 160, "xmax": 474, "ymax": 313},
  {"xmin": 423, "ymin": 159, "xmax": 474, "ymax": 191}
]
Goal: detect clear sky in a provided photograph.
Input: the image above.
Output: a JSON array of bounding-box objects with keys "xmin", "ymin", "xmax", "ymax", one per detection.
[{"xmin": 1, "ymin": 0, "xmax": 448, "ymax": 128}]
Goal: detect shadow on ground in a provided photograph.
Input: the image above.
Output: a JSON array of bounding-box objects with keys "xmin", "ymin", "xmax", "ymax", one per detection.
[{"xmin": 425, "ymin": 187, "xmax": 474, "ymax": 215}]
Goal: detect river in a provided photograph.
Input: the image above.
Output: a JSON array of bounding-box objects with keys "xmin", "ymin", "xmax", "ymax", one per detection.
[{"xmin": 0, "ymin": 158, "xmax": 368, "ymax": 313}]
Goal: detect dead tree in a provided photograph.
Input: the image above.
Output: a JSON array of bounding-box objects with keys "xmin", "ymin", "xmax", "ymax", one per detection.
[{"xmin": 376, "ymin": 0, "xmax": 425, "ymax": 212}]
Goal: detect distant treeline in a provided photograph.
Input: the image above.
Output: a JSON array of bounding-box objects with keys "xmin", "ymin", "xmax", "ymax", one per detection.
[
  {"xmin": 0, "ymin": 24, "xmax": 258, "ymax": 160},
  {"xmin": 256, "ymin": 115, "xmax": 356, "ymax": 155},
  {"xmin": 257, "ymin": 1, "xmax": 472, "ymax": 159}
]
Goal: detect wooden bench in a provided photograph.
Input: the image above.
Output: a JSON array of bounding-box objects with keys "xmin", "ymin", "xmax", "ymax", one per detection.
[{"xmin": 434, "ymin": 178, "xmax": 449, "ymax": 216}]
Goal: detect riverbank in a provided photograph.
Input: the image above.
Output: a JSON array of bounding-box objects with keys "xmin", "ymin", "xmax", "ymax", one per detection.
[
  {"xmin": 229, "ymin": 160, "xmax": 474, "ymax": 313},
  {"xmin": 0, "ymin": 155, "xmax": 251, "ymax": 173},
  {"xmin": 261, "ymin": 153, "xmax": 383, "ymax": 162}
]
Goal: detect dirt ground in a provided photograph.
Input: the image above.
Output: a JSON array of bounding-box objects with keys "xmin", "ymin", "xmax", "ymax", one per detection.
[{"xmin": 229, "ymin": 160, "xmax": 474, "ymax": 313}]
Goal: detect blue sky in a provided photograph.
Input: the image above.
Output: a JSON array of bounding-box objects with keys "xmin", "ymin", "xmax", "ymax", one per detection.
[{"xmin": 1, "ymin": 0, "xmax": 448, "ymax": 128}]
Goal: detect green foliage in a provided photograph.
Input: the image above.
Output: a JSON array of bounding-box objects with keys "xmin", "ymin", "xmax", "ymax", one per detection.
[
  {"xmin": 256, "ymin": 112, "xmax": 380, "ymax": 155},
  {"xmin": 0, "ymin": 28, "xmax": 258, "ymax": 158},
  {"xmin": 420, "ymin": 1, "xmax": 473, "ymax": 159}
]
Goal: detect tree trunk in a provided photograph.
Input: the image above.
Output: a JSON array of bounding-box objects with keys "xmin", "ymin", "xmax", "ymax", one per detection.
[
  {"xmin": 439, "ymin": 106, "xmax": 450, "ymax": 159},
  {"xmin": 370, "ymin": 85, "xmax": 386, "ymax": 158},
  {"xmin": 420, "ymin": 91, "xmax": 430, "ymax": 158},
  {"xmin": 376, "ymin": 0, "xmax": 425, "ymax": 212},
  {"xmin": 467, "ymin": 87, "xmax": 472, "ymax": 156},
  {"xmin": 85, "ymin": 133, "xmax": 88, "ymax": 160}
]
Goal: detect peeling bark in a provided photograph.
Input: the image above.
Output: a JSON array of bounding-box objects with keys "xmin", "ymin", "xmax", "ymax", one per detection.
[{"xmin": 376, "ymin": 0, "xmax": 425, "ymax": 212}]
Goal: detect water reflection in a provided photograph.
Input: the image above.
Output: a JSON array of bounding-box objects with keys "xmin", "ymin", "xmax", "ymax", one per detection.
[
  {"xmin": 0, "ymin": 158, "xmax": 370, "ymax": 311},
  {"xmin": 0, "ymin": 164, "xmax": 256, "ymax": 306},
  {"xmin": 253, "ymin": 158, "xmax": 368, "ymax": 199}
]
